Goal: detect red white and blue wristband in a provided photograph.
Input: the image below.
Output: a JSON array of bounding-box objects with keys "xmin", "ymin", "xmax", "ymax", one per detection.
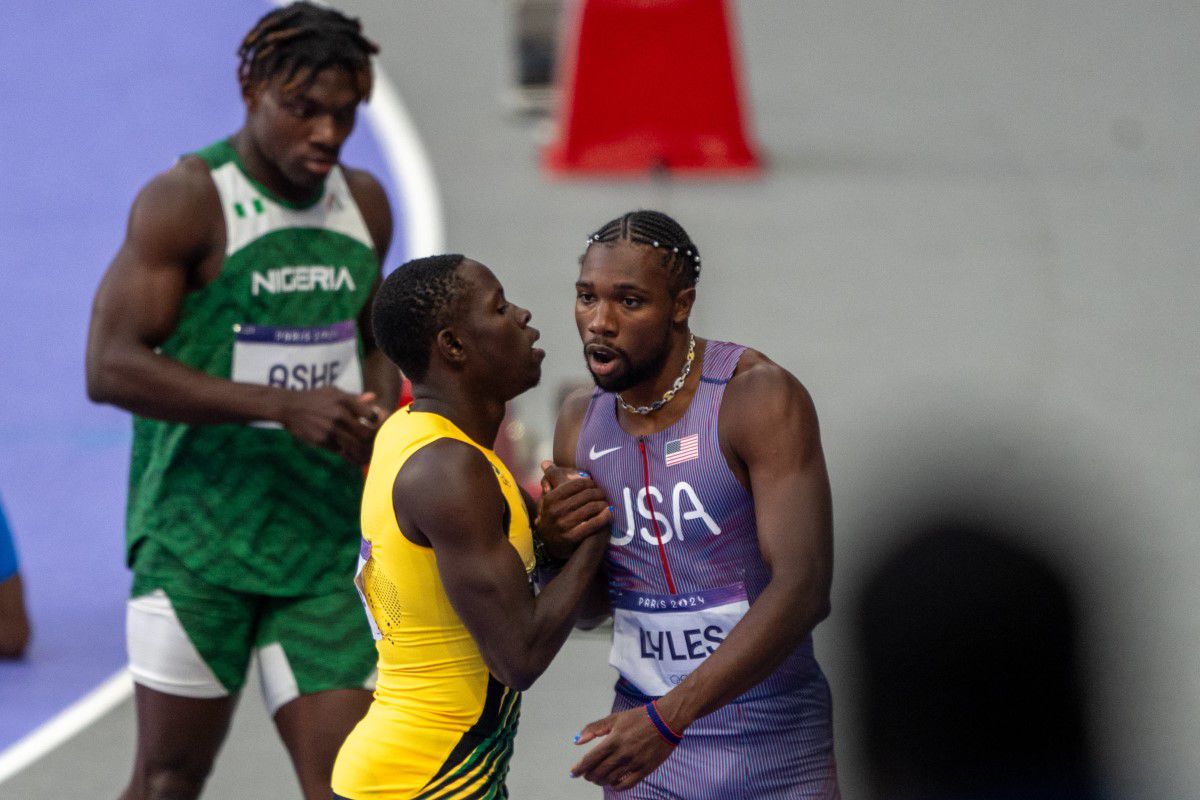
[{"xmin": 644, "ymin": 700, "xmax": 684, "ymax": 746}]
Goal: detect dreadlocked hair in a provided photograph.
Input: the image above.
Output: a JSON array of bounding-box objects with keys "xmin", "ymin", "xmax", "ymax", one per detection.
[
  {"xmin": 372, "ymin": 254, "xmax": 468, "ymax": 382},
  {"xmin": 238, "ymin": 2, "xmax": 379, "ymax": 99},
  {"xmin": 584, "ymin": 210, "xmax": 702, "ymax": 293}
]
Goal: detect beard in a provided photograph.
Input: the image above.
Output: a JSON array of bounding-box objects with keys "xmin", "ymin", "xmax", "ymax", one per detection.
[{"xmin": 585, "ymin": 327, "xmax": 673, "ymax": 394}]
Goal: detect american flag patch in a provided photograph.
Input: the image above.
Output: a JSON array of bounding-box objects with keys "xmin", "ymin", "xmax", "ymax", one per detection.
[{"xmin": 664, "ymin": 433, "xmax": 699, "ymax": 466}]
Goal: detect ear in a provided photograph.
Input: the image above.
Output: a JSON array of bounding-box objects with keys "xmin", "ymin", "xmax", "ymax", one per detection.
[
  {"xmin": 435, "ymin": 327, "xmax": 466, "ymax": 367},
  {"xmin": 241, "ymin": 80, "xmax": 262, "ymax": 112},
  {"xmin": 671, "ymin": 287, "xmax": 696, "ymax": 325}
]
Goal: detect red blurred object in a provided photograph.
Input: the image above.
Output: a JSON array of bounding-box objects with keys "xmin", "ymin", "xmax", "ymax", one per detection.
[{"xmin": 544, "ymin": 0, "xmax": 761, "ymax": 176}]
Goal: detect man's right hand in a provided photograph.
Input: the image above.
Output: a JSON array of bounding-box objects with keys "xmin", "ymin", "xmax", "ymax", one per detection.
[
  {"xmin": 279, "ymin": 388, "xmax": 384, "ymax": 465},
  {"xmin": 535, "ymin": 460, "xmax": 612, "ymax": 558}
]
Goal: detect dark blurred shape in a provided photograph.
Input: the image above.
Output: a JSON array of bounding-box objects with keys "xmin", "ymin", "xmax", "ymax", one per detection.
[
  {"xmin": 0, "ymin": 492, "xmax": 31, "ymax": 659},
  {"xmin": 515, "ymin": 0, "xmax": 559, "ymax": 87},
  {"xmin": 857, "ymin": 518, "xmax": 1101, "ymax": 800},
  {"xmin": 506, "ymin": 0, "xmax": 561, "ymax": 114}
]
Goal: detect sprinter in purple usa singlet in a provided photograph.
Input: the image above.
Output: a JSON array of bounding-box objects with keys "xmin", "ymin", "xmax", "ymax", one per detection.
[{"xmin": 538, "ymin": 210, "xmax": 839, "ymax": 799}]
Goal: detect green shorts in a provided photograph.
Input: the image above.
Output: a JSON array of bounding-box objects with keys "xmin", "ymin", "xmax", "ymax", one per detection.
[{"xmin": 127, "ymin": 540, "xmax": 377, "ymax": 711}]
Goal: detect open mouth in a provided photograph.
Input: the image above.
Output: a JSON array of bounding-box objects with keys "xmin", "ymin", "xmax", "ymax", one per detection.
[{"xmin": 585, "ymin": 344, "xmax": 622, "ymax": 377}]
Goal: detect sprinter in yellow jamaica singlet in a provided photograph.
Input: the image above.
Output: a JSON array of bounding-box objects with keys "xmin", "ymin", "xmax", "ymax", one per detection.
[{"xmin": 332, "ymin": 255, "xmax": 613, "ymax": 799}]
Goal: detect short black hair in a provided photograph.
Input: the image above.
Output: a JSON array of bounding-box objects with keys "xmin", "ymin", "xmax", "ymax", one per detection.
[
  {"xmin": 372, "ymin": 255, "xmax": 468, "ymax": 381},
  {"xmin": 237, "ymin": 2, "xmax": 379, "ymax": 98},
  {"xmin": 583, "ymin": 210, "xmax": 702, "ymax": 293}
]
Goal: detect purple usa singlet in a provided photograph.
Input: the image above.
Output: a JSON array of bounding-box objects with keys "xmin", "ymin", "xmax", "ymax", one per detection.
[{"xmin": 576, "ymin": 340, "xmax": 839, "ymax": 800}]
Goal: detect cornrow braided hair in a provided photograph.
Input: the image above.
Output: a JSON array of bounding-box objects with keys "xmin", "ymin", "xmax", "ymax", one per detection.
[
  {"xmin": 238, "ymin": 1, "xmax": 379, "ymax": 98},
  {"xmin": 584, "ymin": 210, "xmax": 702, "ymax": 292}
]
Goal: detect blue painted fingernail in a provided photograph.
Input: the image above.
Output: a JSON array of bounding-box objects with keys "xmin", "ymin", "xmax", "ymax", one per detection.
[
  {"xmin": 608, "ymin": 505, "xmax": 615, "ymax": 513},
  {"xmin": 578, "ymin": 470, "xmax": 589, "ymax": 478},
  {"xmin": 572, "ymin": 733, "xmax": 581, "ymax": 743}
]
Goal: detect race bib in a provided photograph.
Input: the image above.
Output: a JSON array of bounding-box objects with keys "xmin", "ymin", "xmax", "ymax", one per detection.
[
  {"xmin": 352, "ymin": 538, "xmax": 383, "ymax": 641},
  {"xmin": 231, "ymin": 321, "xmax": 362, "ymax": 427},
  {"xmin": 609, "ymin": 584, "xmax": 749, "ymax": 697}
]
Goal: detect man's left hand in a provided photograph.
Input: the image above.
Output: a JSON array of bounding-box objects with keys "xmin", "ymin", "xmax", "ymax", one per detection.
[
  {"xmin": 535, "ymin": 460, "xmax": 611, "ymax": 558},
  {"xmin": 570, "ymin": 706, "xmax": 678, "ymax": 791}
]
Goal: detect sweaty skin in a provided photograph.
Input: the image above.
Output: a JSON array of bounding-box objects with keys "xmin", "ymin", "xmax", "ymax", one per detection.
[{"xmin": 541, "ymin": 239, "xmax": 834, "ymax": 791}]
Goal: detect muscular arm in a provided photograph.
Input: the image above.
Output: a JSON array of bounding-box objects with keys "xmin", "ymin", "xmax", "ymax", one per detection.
[
  {"xmin": 345, "ymin": 167, "xmax": 400, "ymax": 409},
  {"xmin": 547, "ymin": 388, "xmax": 613, "ymax": 625},
  {"xmin": 86, "ymin": 161, "xmax": 382, "ymax": 458},
  {"xmin": 86, "ymin": 162, "xmax": 283, "ymax": 423},
  {"xmin": 550, "ymin": 387, "xmax": 592, "ymax": 474},
  {"xmin": 397, "ymin": 439, "xmax": 608, "ymax": 691},
  {"xmin": 654, "ymin": 357, "xmax": 833, "ymax": 730}
]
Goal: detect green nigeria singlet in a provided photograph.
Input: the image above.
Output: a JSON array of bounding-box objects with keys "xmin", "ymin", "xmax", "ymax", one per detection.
[{"xmin": 126, "ymin": 139, "xmax": 378, "ymax": 596}]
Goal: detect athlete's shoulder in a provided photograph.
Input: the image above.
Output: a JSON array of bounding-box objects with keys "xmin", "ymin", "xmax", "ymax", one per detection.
[
  {"xmin": 124, "ymin": 156, "xmax": 220, "ymax": 256},
  {"xmin": 552, "ymin": 385, "xmax": 600, "ymax": 467},
  {"xmin": 396, "ymin": 436, "xmax": 495, "ymax": 499},
  {"xmin": 340, "ymin": 164, "xmax": 386, "ymax": 197},
  {"xmin": 137, "ymin": 156, "xmax": 218, "ymax": 214},
  {"xmin": 340, "ymin": 165, "xmax": 392, "ymax": 258},
  {"xmin": 394, "ymin": 436, "xmax": 506, "ymax": 543},
  {"xmin": 729, "ymin": 346, "xmax": 806, "ymax": 388},
  {"xmin": 559, "ymin": 385, "xmax": 597, "ymax": 428},
  {"xmin": 725, "ymin": 347, "xmax": 817, "ymax": 420}
]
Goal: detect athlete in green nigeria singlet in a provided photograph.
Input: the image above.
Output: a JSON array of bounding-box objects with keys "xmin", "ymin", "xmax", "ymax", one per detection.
[
  {"xmin": 88, "ymin": 9, "xmax": 396, "ymax": 796},
  {"xmin": 127, "ymin": 139, "xmax": 378, "ymax": 597}
]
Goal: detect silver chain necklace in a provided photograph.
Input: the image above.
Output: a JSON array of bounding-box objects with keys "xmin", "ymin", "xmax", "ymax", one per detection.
[{"xmin": 616, "ymin": 334, "xmax": 696, "ymax": 415}]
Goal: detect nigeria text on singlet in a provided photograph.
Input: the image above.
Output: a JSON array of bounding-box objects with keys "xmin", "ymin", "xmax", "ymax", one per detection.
[{"xmin": 125, "ymin": 139, "xmax": 378, "ymax": 595}]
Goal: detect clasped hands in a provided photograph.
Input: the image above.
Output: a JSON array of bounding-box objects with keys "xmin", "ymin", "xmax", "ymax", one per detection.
[
  {"xmin": 533, "ymin": 460, "xmax": 612, "ymax": 558},
  {"xmin": 534, "ymin": 461, "xmax": 684, "ymax": 790}
]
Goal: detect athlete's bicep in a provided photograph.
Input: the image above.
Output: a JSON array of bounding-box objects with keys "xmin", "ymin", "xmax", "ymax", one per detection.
[
  {"xmin": 358, "ymin": 275, "xmax": 401, "ymax": 404},
  {"xmin": 396, "ymin": 441, "xmax": 534, "ymax": 683},
  {"xmin": 91, "ymin": 240, "xmax": 186, "ymax": 352},
  {"xmin": 344, "ymin": 168, "xmax": 393, "ymax": 265},
  {"xmin": 345, "ymin": 170, "xmax": 391, "ymax": 356},
  {"xmin": 728, "ymin": 365, "xmax": 833, "ymax": 601},
  {"xmin": 358, "ymin": 277, "xmax": 382, "ymax": 352},
  {"xmin": 349, "ymin": 173, "xmax": 392, "ymax": 379},
  {"xmin": 86, "ymin": 170, "xmax": 217, "ymax": 400},
  {"xmin": 90, "ymin": 168, "xmax": 214, "ymax": 350},
  {"xmin": 551, "ymin": 386, "xmax": 594, "ymax": 469}
]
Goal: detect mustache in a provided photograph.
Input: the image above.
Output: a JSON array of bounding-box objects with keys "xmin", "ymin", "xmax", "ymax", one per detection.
[{"xmin": 583, "ymin": 341, "xmax": 627, "ymax": 360}]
